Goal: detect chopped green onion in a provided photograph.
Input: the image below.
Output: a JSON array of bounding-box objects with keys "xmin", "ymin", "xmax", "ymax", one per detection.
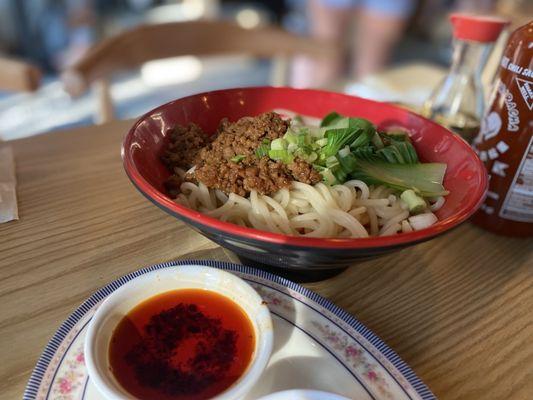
[
  {"xmin": 268, "ymin": 149, "xmax": 294, "ymax": 164},
  {"xmin": 294, "ymin": 147, "xmax": 312, "ymax": 159},
  {"xmin": 291, "ymin": 141, "xmax": 315, "ymax": 160},
  {"xmin": 287, "ymin": 143, "xmax": 298, "ymax": 153},
  {"xmin": 315, "ymin": 166, "xmax": 337, "ymax": 185},
  {"xmin": 230, "ymin": 154, "xmax": 246, "ymax": 163},
  {"xmin": 315, "ymin": 138, "xmax": 328, "ymax": 147},
  {"xmin": 291, "ymin": 115, "xmax": 304, "ymax": 126},
  {"xmin": 307, "ymin": 152, "xmax": 318, "ymax": 163},
  {"xmin": 325, "ymin": 155, "xmax": 339, "ymax": 168},
  {"xmin": 338, "ymin": 145, "xmax": 351, "ymax": 158},
  {"xmin": 294, "ymin": 148, "xmax": 306, "ymax": 157},
  {"xmin": 283, "ymin": 129, "xmax": 298, "ymax": 144},
  {"xmin": 316, "ymin": 163, "xmax": 347, "ymax": 184},
  {"xmin": 401, "ymin": 190, "xmax": 427, "ymax": 214},
  {"xmin": 271, "ymin": 138, "xmax": 288, "ymax": 150},
  {"xmin": 255, "ymin": 138, "xmax": 271, "ymax": 158},
  {"xmin": 308, "ymin": 126, "xmax": 325, "ymax": 138}
]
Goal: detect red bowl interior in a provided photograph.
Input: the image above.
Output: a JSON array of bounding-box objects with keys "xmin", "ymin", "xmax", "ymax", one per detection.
[{"xmin": 122, "ymin": 87, "xmax": 487, "ymax": 249}]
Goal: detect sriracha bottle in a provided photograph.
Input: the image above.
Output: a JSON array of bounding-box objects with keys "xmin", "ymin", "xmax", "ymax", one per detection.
[{"xmin": 471, "ymin": 21, "xmax": 533, "ymax": 237}]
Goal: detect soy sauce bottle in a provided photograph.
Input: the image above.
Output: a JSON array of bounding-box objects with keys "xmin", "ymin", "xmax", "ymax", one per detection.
[
  {"xmin": 423, "ymin": 14, "xmax": 509, "ymax": 143},
  {"xmin": 471, "ymin": 21, "xmax": 533, "ymax": 237}
]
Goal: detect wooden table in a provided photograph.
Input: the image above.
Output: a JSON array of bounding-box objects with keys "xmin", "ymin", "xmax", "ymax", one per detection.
[{"xmin": 1, "ymin": 120, "xmax": 531, "ymax": 400}]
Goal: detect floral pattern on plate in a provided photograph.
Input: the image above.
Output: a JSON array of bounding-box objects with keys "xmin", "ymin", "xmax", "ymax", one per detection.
[{"xmin": 50, "ymin": 344, "xmax": 86, "ymax": 399}]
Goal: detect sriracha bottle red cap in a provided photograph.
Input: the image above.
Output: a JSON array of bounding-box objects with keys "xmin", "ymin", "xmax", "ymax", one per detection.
[{"xmin": 450, "ymin": 13, "xmax": 510, "ymax": 43}]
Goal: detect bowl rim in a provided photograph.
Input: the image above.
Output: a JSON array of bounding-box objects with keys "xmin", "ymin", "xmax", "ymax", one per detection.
[
  {"xmin": 84, "ymin": 264, "xmax": 273, "ymax": 400},
  {"xmin": 122, "ymin": 86, "xmax": 488, "ymax": 250}
]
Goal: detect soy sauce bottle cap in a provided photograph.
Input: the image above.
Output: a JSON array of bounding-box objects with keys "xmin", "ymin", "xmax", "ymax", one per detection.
[{"xmin": 450, "ymin": 13, "xmax": 510, "ymax": 42}]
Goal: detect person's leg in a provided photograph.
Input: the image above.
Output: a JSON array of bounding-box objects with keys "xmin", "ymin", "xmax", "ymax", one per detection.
[
  {"xmin": 291, "ymin": 0, "xmax": 354, "ymax": 88},
  {"xmin": 352, "ymin": 0, "xmax": 416, "ymax": 80}
]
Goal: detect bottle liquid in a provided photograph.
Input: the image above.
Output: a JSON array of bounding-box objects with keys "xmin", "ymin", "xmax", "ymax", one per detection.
[
  {"xmin": 423, "ymin": 14, "xmax": 509, "ymax": 143},
  {"xmin": 471, "ymin": 21, "xmax": 533, "ymax": 237}
]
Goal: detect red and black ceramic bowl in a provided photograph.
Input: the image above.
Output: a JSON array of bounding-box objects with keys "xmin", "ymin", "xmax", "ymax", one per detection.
[{"xmin": 122, "ymin": 87, "xmax": 487, "ymax": 277}]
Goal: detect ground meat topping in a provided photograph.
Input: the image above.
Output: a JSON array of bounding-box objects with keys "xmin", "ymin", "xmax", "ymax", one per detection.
[
  {"xmin": 164, "ymin": 112, "xmax": 322, "ymax": 196},
  {"xmin": 161, "ymin": 123, "xmax": 210, "ymax": 170},
  {"xmin": 287, "ymin": 158, "xmax": 322, "ymax": 185},
  {"xmin": 161, "ymin": 123, "xmax": 211, "ymax": 196},
  {"xmin": 196, "ymin": 112, "xmax": 289, "ymax": 165}
]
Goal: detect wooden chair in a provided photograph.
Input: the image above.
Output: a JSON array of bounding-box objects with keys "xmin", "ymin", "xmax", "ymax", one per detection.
[
  {"xmin": 0, "ymin": 57, "xmax": 41, "ymax": 93},
  {"xmin": 0, "ymin": 57, "xmax": 41, "ymax": 141},
  {"xmin": 61, "ymin": 20, "xmax": 338, "ymax": 123}
]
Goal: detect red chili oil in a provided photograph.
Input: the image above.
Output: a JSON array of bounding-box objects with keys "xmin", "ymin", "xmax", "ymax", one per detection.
[{"xmin": 108, "ymin": 289, "xmax": 255, "ymax": 400}]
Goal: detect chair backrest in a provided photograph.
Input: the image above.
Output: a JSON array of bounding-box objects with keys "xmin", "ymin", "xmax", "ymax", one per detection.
[
  {"xmin": 62, "ymin": 20, "xmax": 337, "ymax": 123},
  {"xmin": 0, "ymin": 57, "xmax": 41, "ymax": 93}
]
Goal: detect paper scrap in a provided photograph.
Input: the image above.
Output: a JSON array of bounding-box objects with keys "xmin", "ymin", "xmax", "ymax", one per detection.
[{"xmin": 0, "ymin": 146, "xmax": 18, "ymax": 223}]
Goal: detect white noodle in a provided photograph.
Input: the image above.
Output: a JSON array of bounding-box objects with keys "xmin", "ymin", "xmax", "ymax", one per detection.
[
  {"xmin": 174, "ymin": 180, "xmax": 439, "ymax": 238},
  {"xmin": 401, "ymin": 220, "xmax": 413, "ymax": 233},
  {"xmin": 430, "ymin": 196, "xmax": 446, "ymax": 212},
  {"xmin": 380, "ymin": 223, "xmax": 401, "ymax": 236}
]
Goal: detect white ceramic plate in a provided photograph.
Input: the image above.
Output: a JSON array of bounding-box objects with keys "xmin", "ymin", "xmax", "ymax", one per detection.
[{"xmin": 24, "ymin": 260, "xmax": 435, "ymax": 400}]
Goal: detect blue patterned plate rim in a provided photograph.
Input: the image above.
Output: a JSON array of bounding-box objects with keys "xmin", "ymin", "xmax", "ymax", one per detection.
[{"xmin": 23, "ymin": 259, "xmax": 436, "ymax": 400}]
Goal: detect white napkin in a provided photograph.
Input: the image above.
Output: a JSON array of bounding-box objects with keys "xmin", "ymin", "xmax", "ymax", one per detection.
[{"xmin": 0, "ymin": 146, "xmax": 18, "ymax": 223}]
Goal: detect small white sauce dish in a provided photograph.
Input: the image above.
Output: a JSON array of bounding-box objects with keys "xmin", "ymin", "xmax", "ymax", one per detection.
[
  {"xmin": 258, "ymin": 390, "xmax": 352, "ymax": 400},
  {"xmin": 84, "ymin": 264, "xmax": 273, "ymax": 400}
]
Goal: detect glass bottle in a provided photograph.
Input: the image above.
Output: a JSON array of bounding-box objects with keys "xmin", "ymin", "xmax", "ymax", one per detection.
[{"xmin": 423, "ymin": 14, "xmax": 509, "ymax": 143}]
